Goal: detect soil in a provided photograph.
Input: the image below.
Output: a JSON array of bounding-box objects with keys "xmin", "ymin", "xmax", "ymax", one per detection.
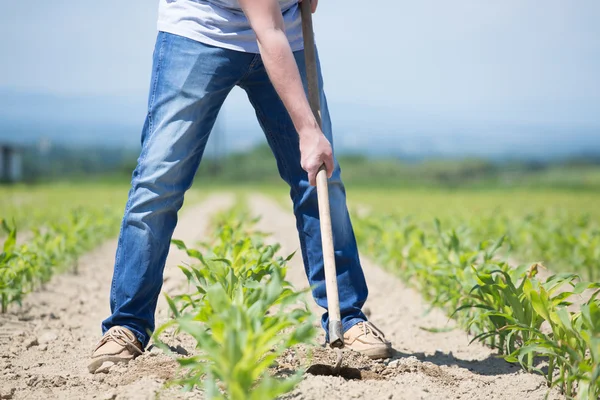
[
  {"xmin": 0, "ymin": 193, "xmax": 563, "ymax": 400},
  {"xmin": 249, "ymin": 194, "xmax": 562, "ymax": 400},
  {"xmin": 0, "ymin": 194, "xmax": 233, "ymax": 400}
]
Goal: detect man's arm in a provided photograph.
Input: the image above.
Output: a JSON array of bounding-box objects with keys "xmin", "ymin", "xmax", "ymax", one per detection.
[{"xmin": 239, "ymin": 0, "xmax": 332, "ymax": 186}]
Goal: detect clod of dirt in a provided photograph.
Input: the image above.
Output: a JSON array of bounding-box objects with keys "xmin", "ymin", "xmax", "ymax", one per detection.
[
  {"xmin": 95, "ymin": 361, "xmax": 115, "ymax": 374},
  {"xmin": 276, "ymin": 346, "xmax": 386, "ymax": 381},
  {"xmin": 100, "ymin": 390, "xmax": 117, "ymax": 400},
  {"xmin": 0, "ymin": 387, "xmax": 16, "ymax": 399},
  {"xmin": 387, "ymin": 356, "xmax": 456, "ymax": 386},
  {"xmin": 26, "ymin": 375, "xmax": 39, "ymax": 387},
  {"xmin": 24, "ymin": 337, "xmax": 38, "ymax": 349},
  {"xmin": 103, "ymin": 355, "xmax": 179, "ymax": 386},
  {"xmin": 50, "ymin": 375, "xmax": 68, "ymax": 387},
  {"xmin": 38, "ymin": 332, "xmax": 58, "ymax": 344},
  {"xmin": 387, "ymin": 359, "xmax": 402, "ymax": 368}
]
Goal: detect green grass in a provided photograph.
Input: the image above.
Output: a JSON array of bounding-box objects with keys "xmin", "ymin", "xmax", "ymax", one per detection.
[
  {"xmin": 0, "ymin": 181, "xmax": 207, "ymax": 311},
  {"xmin": 0, "ymin": 182, "xmax": 206, "ymax": 230},
  {"xmin": 0, "ymin": 183, "xmax": 128, "ymax": 230},
  {"xmin": 344, "ymin": 186, "xmax": 600, "ymax": 220},
  {"xmin": 4, "ymin": 180, "xmax": 597, "ymax": 279},
  {"xmin": 344, "ymin": 185, "xmax": 600, "ymax": 280},
  {"xmin": 247, "ymin": 182, "xmax": 600, "ymax": 280}
]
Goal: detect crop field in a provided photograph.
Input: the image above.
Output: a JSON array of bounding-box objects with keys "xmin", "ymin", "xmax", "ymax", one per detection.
[
  {"xmin": 349, "ymin": 187, "xmax": 600, "ymax": 399},
  {"xmin": 0, "ymin": 183, "xmax": 599, "ymax": 399},
  {"xmin": 348, "ymin": 187, "xmax": 600, "ymax": 280}
]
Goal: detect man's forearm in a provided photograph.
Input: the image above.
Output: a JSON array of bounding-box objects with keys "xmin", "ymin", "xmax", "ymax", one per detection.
[
  {"xmin": 239, "ymin": 0, "xmax": 319, "ymax": 138},
  {"xmin": 256, "ymin": 28, "xmax": 319, "ymax": 136},
  {"xmin": 239, "ymin": 0, "xmax": 334, "ymax": 185}
]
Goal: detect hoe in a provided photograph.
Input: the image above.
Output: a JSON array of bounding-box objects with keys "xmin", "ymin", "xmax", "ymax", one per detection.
[{"xmin": 300, "ymin": 0, "xmax": 344, "ymax": 374}]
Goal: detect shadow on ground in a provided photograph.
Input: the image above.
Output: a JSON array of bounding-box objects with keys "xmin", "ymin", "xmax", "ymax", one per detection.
[{"xmin": 392, "ymin": 348, "xmax": 520, "ymax": 376}]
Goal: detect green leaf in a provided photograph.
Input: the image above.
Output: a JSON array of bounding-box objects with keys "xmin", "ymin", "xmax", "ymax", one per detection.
[
  {"xmin": 164, "ymin": 294, "xmax": 180, "ymax": 318},
  {"xmin": 211, "ymin": 257, "xmax": 232, "ymax": 267},
  {"xmin": 171, "ymin": 239, "xmax": 187, "ymax": 250},
  {"xmin": 528, "ymin": 288, "xmax": 552, "ymax": 322},
  {"xmin": 2, "ymin": 219, "xmax": 17, "ymax": 254},
  {"xmin": 419, "ymin": 326, "xmax": 455, "ymax": 333},
  {"xmin": 178, "ymin": 266, "xmax": 193, "ymax": 283}
]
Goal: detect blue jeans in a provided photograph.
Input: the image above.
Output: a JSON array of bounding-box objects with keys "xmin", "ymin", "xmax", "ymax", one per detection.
[{"xmin": 102, "ymin": 32, "xmax": 369, "ymax": 347}]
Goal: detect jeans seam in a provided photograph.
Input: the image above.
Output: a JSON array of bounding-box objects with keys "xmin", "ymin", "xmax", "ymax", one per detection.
[
  {"xmin": 243, "ymin": 89, "xmax": 294, "ymax": 180},
  {"xmin": 238, "ymin": 54, "xmax": 261, "ymax": 84},
  {"xmin": 110, "ymin": 194, "xmax": 130, "ymax": 310},
  {"xmin": 342, "ymin": 317, "xmax": 366, "ymax": 333},
  {"xmin": 109, "ymin": 32, "xmax": 167, "ymax": 314},
  {"xmin": 147, "ymin": 32, "xmax": 167, "ymax": 137}
]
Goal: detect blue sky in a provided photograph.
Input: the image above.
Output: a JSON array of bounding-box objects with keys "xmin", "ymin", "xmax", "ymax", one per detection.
[{"xmin": 1, "ymin": 1, "xmax": 599, "ymax": 155}]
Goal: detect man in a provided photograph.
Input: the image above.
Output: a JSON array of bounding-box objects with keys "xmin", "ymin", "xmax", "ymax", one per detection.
[{"xmin": 89, "ymin": 0, "xmax": 391, "ymax": 374}]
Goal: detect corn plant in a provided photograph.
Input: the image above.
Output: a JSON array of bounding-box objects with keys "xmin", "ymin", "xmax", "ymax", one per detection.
[
  {"xmin": 471, "ymin": 210, "xmax": 600, "ymax": 282},
  {"xmin": 0, "ymin": 207, "xmax": 121, "ymax": 312},
  {"xmin": 0, "ymin": 219, "xmax": 19, "ymax": 313},
  {"xmin": 454, "ymin": 264, "xmax": 538, "ymax": 357},
  {"xmin": 499, "ymin": 282, "xmax": 599, "ymax": 398},
  {"xmin": 353, "ymin": 208, "xmax": 600, "ymax": 399},
  {"xmin": 155, "ymin": 207, "xmax": 315, "ymax": 400},
  {"xmin": 576, "ymin": 297, "xmax": 600, "ymax": 399}
]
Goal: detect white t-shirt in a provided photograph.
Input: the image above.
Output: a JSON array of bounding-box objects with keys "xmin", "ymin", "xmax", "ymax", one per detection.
[{"xmin": 157, "ymin": 0, "xmax": 304, "ymax": 53}]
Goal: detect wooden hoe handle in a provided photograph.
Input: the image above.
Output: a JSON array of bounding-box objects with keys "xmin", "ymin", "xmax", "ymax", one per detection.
[{"xmin": 300, "ymin": 0, "xmax": 344, "ymax": 349}]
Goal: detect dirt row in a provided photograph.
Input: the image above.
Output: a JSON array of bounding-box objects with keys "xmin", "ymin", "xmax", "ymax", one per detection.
[
  {"xmin": 0, "ymin": 193, "xmax": 560, "ymax": 399},
  {"xmin": 0, "ymin": 194, "xmax": 233, "ymax": 400}
]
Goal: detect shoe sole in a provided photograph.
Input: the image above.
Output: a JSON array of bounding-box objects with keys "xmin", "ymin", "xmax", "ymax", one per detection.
[
  {"xmin": 88, "ymin": 354, "xmax": 135, "ymax": 373},
  {"xmin": 345, "ymin": 344, "xmax": 392, "ymax": 360}
]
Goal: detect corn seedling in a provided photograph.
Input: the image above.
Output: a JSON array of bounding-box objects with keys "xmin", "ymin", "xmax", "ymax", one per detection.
[
  {"xmin": 353, "ymin": 209, "xmax": 600, "ymax": 399},
  {"xmin": 0, "ymin": 207, "xmax": 121, "ymax": 312},
  {"xmin": 155, "ymin": 207, "xmax": 315, "ymax": 400}
]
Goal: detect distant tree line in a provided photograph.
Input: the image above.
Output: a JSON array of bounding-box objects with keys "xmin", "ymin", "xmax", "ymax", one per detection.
[{"xmin": 13, "ymin": 143, "xmax": 600, "ymax": 190}]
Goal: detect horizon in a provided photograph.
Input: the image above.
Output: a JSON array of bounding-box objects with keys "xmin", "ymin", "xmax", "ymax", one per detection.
[
  {"xmin": 1, "ymin": 1, "xmax": 599, "ymax": 158},
  {"xmin": 1, "ymin": 87, "xmax": 600, "ymax": 160}
]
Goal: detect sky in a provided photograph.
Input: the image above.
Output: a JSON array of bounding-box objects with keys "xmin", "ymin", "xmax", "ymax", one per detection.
[{"xmin": 0, "ymin": 1, "xmax": 599, "ymax": 155}]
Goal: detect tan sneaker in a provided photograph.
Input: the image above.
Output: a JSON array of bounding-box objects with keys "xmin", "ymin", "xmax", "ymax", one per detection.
[
  {"xmin": 343, "ymin": 321, "xmax": 392, "ymax": 359},
  {"xmin": 88, "ymin": 326, "xmax": 143, "ymax": 373}
]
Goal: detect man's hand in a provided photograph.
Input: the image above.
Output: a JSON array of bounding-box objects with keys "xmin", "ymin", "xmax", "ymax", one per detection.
[
  {"xmin": 299, "ymin": 0, "xmax": 318, "ymax": 13},
  {"xmin": 299, "ymin": 125, "xmax": 334, "ymax": 186}
]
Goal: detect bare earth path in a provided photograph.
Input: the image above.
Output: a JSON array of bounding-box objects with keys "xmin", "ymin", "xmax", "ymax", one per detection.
[
  {"xmin": 0, "ymin": 194, "xmax": 233, "ymax": 400},
  {"xmin": 248, "ymin": 194, "xmax": 560, "ymax": 400},
  {"xmin": 1, "ymin": 192, "xmax": 562, "ymax": 400}
]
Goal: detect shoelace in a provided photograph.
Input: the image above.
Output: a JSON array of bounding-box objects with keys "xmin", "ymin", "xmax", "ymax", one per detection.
[
  {"xmin": 358, "ymin": 321, "xmax": 386, "ymax": 340},
  {"xmin": 93, "ymin": 327, "xmax": 143, "ymax": 355}
]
